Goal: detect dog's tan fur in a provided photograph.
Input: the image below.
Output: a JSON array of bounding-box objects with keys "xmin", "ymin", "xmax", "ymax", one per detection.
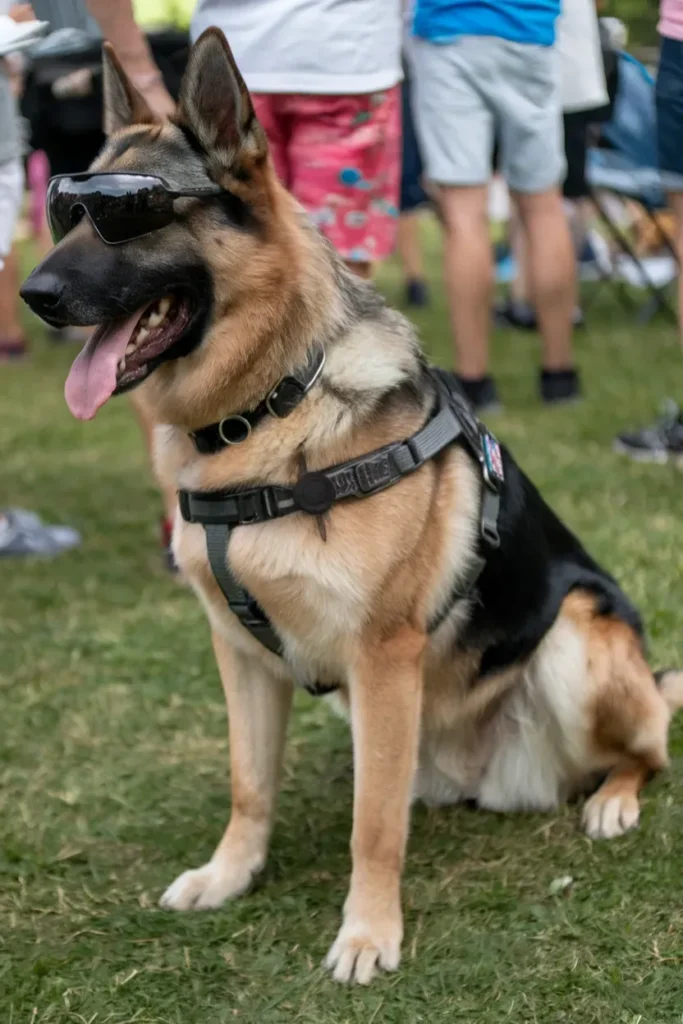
[{"xmin": 75, "ymin": 31, "xmax": 682, "ymax": 984}]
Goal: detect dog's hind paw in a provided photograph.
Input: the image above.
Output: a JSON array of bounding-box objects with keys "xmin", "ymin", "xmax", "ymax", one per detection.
[
  {"xmin": 159, "ymin": 858, "xmax": 258, "ymax": 911},
  {"xmin": 582, "ymin": 790, "xmax": 640, "ymax": 840},
  {"xmin": 324, "ymin": 916, "xmax": 402, "ymax": 985}
]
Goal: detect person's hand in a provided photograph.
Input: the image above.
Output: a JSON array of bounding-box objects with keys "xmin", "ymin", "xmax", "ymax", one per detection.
[
  {"xmin": 130, "ymin": 69, "xmax": 176, "ymax": 119},
  {"xmin": 9, "ymin": 4, "xmax": 36, "ymax": 22},
  {"xmin": 3, "ymin": 54, "xmax": 24, "ymax": 97}
]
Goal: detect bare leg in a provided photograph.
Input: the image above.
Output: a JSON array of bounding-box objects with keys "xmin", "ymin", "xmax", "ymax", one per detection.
[
  {"xmin": 514, "ymin": 187, "xmax": 576, "ymax": 371},
  {"xmin": 161, "ymin": 631, "xmax": 293, "ymax": 909},
  {"xmin": 439, "ymin": 185, "xmax": 492, "ymax": 379},
  {"xmin": 325, "ymin": 625, "xmax": 424, "ymax": 984},
  {"xmin": 508, "ymin": 210, "xmax": 529, "ymax": 305},
  {"xmin": 396, "ymin": 211, "xmax": 424, "ymax": 283},
  {"xmin": 0, "ymin": 247, "xmax": 23, "ymax": 340}
]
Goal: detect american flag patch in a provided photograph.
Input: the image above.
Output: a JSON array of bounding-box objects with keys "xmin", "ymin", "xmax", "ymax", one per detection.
[{"xmin": 483, "ymin": 433, "xmax": 504, "ymax": 484}]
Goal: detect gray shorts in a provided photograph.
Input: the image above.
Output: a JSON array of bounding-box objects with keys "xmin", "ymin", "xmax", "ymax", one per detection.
[{"xmin": 409, "ymin": 35, "xmax": 565, "ymax": 193}]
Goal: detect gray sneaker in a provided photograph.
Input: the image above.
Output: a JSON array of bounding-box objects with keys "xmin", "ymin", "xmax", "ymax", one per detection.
[
  {"xmin": 614, "ymin": 400, "xmax": 683, "ymax": 465},
  {"xmin": 0, "ymin": 508, "xmax": 81, "ymax": 556}
]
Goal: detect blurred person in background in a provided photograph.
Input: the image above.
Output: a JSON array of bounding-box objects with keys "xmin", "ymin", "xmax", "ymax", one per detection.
[
  {"xmin": 498, "ymin": 0, "xmax": 609, "ymax": 331},
  {"xmin": 0, "ymin": 3, "xmax": 33, "ymax": 360},
  {"xmin": 87, "ymin": 0, "xmax": 403, "ymax": 281},
  {"xmin": 615, "ymin": 0, "xmax": 683, "ymax": 463},
  {"xmin": 0, "ymin": 4, "xmax": 80, "ymax": 555},
  {"xmin": 410, "ymin": 0, "xmax": 578, "ymax": 411},
  {"xmin": 397, "ymin": 68, "xmax": 431, "ymax": 308},
  {"xmin": 397, "ymin": 2, "xmax": 431, "ymax": 308},
  {"xmin": 18, "ymin": 0, "xmax": 188, "ymax": 564},
  {"xmin": 28, "ymin": 0, "xmax": 104, "ymax": 180}
]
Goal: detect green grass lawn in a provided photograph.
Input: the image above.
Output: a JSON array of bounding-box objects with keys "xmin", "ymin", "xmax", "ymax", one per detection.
[{"xmin": 2, "ymin": 227, "xmax": 683, "ymax": 1023}]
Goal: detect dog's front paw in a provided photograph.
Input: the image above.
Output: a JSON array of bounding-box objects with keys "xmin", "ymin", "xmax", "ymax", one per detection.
[
  {"xmin": 582, "ymin": 789, "xmax": 640, "ymax": 840},
  {"xmin": 324, "ymin": 915, "xmax": 402, "ymax": 985},
  {"xmin": 159, "ymin": 857, "xmax": 259, "ymax": 911}
]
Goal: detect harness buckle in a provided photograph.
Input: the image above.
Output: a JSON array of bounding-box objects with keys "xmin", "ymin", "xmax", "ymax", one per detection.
[
  {"xmin": 480, "ymin": 488, "xmax": 501, "ymax": 549},
  {"xmin": 481, "ymin": 516, "xmax": 501, "ymax": 548},
  {"xmin": 261, "ymin": 487, "xmax": 278, "ymax": 519},
  {"xmin": 406, "ymin": 438, "xmax": 423, "ymax": 467},
  {"xmin": 238, "ymin": 491, "xmax": 261, "ymax": 524},
  {"xmin": 178, "ymin": 490, "xmax": 193, "ymax": 523}
]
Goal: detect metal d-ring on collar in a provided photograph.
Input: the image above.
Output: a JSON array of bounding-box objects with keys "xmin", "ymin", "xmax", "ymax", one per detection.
[
  {"xmin": 217, "ymin": 414, "xmax": 252, "ymax": 446},
  {"xmin": 190, "ymin": 347, "xmax": 326, "ymax": 454}
]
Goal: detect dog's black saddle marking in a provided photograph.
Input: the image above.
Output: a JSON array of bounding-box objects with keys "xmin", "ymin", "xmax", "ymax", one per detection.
[{"xmin": 178, "ymin": 367, "xmax": 504, "ymax": 693}]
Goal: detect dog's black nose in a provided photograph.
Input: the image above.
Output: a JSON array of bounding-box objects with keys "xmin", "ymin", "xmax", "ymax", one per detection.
[{"xmin": 20, "ymin": 270, "xmax": 66, "ymax": 321}]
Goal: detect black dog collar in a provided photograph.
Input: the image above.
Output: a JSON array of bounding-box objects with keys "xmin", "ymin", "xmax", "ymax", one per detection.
[{"xmin": 190, "ymin": 346, "xmax": 326, "ymax": 453}]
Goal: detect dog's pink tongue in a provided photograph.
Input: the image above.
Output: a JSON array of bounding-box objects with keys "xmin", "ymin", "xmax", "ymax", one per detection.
[{"xmin": 64, "ymin": 307, "xmax": 146, "ymax": 420}]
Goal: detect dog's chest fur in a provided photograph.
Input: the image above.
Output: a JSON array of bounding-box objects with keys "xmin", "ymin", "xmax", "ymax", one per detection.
[
  {"xmin": 174, "ymin": 508, "xmax": 374, "ymax": 684},
  {"xmin": 170, "ymin": 434, "xmax": 482, "ymax": 690}
]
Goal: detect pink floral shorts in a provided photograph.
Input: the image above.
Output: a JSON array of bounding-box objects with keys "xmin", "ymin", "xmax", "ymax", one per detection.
[{"xmin": 252, "ymin": 87, "xmax": 401, "ymax": 263}]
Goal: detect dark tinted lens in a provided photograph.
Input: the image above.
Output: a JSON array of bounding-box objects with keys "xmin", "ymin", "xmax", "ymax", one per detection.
[
  {"xmin": 84, "ymin": 176, "xmax": 174, "ymax": 243},
  {"xmin": 47, "ymin": 175, "xmax": 174, "ymax": 245},
  {"xmin": 47, "ymin": 177, "xmax": 87, "ymax": 242}
]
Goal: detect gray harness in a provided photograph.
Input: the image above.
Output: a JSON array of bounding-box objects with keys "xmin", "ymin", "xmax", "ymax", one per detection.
[{"xmin": 178, "ymin": 361, "xmax": 504, "ymax": 686}]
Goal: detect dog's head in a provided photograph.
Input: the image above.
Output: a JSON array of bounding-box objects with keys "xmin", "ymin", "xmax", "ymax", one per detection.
[{"xmin": 21, "ymin": 29, "xmax": 296, "ymax": 424}]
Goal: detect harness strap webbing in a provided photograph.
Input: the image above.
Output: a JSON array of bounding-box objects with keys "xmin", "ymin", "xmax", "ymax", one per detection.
[{"xmin": 205, "ymin": 522, "xmax": 283, "ymax": 656}]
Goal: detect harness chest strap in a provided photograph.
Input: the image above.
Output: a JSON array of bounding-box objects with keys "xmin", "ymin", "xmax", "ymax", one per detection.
[{"xmin": 178, "ymin": 371, "xmax": 503, "ymax": 673}]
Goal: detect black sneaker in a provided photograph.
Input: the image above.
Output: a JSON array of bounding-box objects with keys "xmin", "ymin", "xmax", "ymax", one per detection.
[
  {"xmin": 494, "ymin": 298, "xmax": 537, "ymax": 330},
  {"xmin": 614, "ymin": 400, "xmax": 683, "ymax": 465},
  {"xmin": 540, "ymin": 368, "xmax": 582, "ymax": 405},
  {"xmin": 455, "ymin": 375, "xmax": 501, "ymax": 414},
  {"xmin": 405, "ymin": 278, "xmax": 430, "ymax": 308},
  {"xmin": 494, "ymin": 299, "xmax": 585, "ymax": 330}
]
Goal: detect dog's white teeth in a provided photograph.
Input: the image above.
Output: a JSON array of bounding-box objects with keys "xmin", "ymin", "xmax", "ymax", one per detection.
[
  {"xmin": 118, "ymin": 356, "xmax": 126, "ymax": 372},
  {"xmin": 137, "ymin": 326, "xmax": 149, "ymax": 342},
  {"xmin": 125, "ymin": 340, "xmax": 136, "ymax": 355},
  {"xmin": 159, "ymin": 296, "xmax": 172, "ymax": 316},
  {"xmin": 147, "ymin": 311, "xmax": 163, "ymax": 328}
]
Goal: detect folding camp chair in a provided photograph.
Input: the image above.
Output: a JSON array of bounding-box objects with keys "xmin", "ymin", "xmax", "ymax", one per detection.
[{"xmin": 586, "ymin": 51, "xmax": 678, "ymax": 323}]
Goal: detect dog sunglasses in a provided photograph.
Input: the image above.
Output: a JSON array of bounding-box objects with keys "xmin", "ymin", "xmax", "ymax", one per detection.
[{"xmin": 46, "ymin": 172, "xmax": 223, "ymax": 246}]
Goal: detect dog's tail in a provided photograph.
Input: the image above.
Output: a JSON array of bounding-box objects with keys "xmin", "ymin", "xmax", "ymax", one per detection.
[{"xmin": 655, "ymin": 669, "xmax": 683, "ymax": 713}]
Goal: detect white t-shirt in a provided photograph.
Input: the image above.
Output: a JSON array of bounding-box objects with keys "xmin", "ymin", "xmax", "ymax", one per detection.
[
  {"xmin": 191, "ymin": 0, "xmax": 403, "ymax": 95},
  {"xmin": 556, "ymin": 0, "xmax": 608, "ymax": 114}
]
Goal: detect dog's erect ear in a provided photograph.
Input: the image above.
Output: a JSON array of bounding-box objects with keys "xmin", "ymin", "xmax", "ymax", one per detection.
[
  {"xmin": 176, "ymin": 28, "xmax": 268, "ymax": 172},
  {"xmin": 102, "ymin": 42, "xmax": 156, "ymax": 135}
]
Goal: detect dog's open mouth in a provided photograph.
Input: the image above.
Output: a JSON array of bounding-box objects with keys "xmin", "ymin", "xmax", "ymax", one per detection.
[{"xmin": 64, "ymin": 293, "xmax": 191, "ymax": 420}]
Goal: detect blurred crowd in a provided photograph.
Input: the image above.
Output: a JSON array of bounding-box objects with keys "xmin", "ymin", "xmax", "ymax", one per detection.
[{"xmin": 1, "ymin": 0, "xmax": 682, "ymax": 559}]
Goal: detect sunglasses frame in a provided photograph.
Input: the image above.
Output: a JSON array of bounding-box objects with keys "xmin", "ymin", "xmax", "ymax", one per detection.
[{"xmin": 46, "ymin": 171, "xmax": 224, "ymax": 246}]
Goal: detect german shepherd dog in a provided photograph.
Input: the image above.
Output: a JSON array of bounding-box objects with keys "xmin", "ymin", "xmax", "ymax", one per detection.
[{"xmin": 21, "ymin": 30, "xmax": 683, "ymax": 985}]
